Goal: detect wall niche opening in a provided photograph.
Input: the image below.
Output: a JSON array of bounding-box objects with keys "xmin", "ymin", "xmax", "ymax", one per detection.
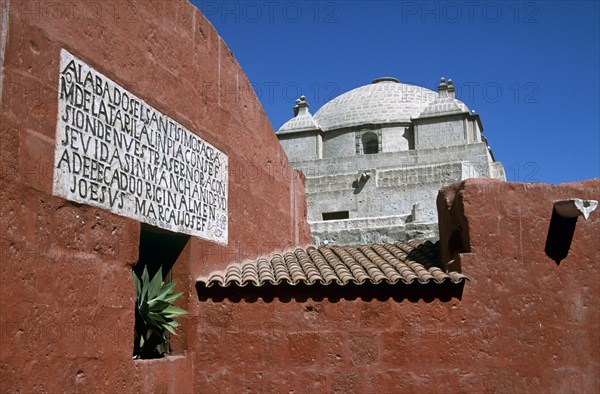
[
  {"xmin": 133, "ymin": 223, "xmax": 190, "ymax": 360},
  {"xmin": 362, "ymin": 132, "xmax": 379, "ymax": 154},
  {"xmin": 322, "ymin": 211, "xmax": 350, "ymax": 221}
]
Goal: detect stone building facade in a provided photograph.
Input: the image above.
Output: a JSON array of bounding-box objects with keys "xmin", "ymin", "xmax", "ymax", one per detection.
[{"xmin": 277, "ymin": 77, "xmax": 506, "ymax": 244}]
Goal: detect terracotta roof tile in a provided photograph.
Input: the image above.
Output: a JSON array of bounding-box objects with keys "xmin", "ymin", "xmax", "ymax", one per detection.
[{"xmin": 197, "ymin": 240, "xmax": 467, "ymax": 288}]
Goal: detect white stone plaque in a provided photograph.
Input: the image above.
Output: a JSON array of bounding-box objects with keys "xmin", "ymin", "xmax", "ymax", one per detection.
[{"xmin": 53, "ymin": 49, "xmax": 228, "ymax": 244}]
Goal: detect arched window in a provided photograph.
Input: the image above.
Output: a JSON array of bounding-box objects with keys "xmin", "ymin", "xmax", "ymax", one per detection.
[{"xmin": 362, "ymin": 132, "xmax": 379, "ymax": 154}]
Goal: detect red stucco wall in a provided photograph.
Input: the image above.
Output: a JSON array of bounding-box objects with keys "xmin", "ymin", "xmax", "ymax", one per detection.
[
  {"xmin": 1, "ymin": 0, "xmax": 598, "ymax": 392},
  {"xmin": 193, "ymin": 179, "xmax": 599, "ymax": 393},
  {"xmin": 436, "ymin": 178, "xmax": 600, "ymax": 392},
  {"xmin": 0, "ymin": 0, "xmax": 309, "ymax": 392}
]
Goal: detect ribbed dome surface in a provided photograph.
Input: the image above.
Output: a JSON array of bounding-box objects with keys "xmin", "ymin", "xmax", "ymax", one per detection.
[{"xmin": 312, "ymin": 80, "xmax": 438, "ymax": 131}]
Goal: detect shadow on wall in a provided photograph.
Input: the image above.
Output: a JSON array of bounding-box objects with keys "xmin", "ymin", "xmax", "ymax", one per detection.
[
  {"xmin": 195, "ymin": 281, "xmax": 465, "ymax": 304},
  {"xmin": 135, "ymin": 223, "xmax": 191, "ymax": 278},
  {"xmin": 544, "ymin": 207, "xmax": 577, "ymax": 265}
]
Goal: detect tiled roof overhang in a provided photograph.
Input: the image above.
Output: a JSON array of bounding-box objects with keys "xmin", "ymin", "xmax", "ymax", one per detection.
[{"xmin": 196, "ymin": 241, "xmax": 467, "ymax": 290}]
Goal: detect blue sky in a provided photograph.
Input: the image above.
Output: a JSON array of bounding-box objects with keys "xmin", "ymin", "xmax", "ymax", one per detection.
[{"xmin": 194, "ymin": 1, "xmax": 599, "ymax": 184}]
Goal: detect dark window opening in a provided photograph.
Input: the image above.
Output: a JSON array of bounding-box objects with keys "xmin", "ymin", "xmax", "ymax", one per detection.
[
  {"xmin": 404, "ymin": 127, "xmax": 415, "ymax": 150},
  {"xmin": 322, "ymin": 211, "xmax": 349, "ymax": 221},
  {"xmin": 545, "ymin": 207, "xmax": 577, "ymax": 265},
  {"xmin": 133, "ymin": 224, "xmax": 190, "ymax": 359},
  {"xmin": 362, "ymin": 132, "xmax": 379, "ymax": 154},
  {"xmin": 135, "ymin": 224, "xmax": 190, "ymax": 279}
]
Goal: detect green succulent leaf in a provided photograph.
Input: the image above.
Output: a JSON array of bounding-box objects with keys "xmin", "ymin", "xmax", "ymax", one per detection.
[
  {"xmin": 163, "ymin": 323, "xmax": 177, "ymax": 336},
  {"xmin": 133, "ymin": 265, "xmax": 188, "ymax": 359},
  {"xmin": 147, "ymin": 267, "xmax": 164, "ymax": 298},
  {"xmin": 148, "ymin": 300, "xmax": 172, "ymax": 312},
  {"xmin": 164, "ymin": 305, "xmax": 188, "ymax": 318},
  {"xmin": 148, "ymin": 311, "xmax": 168, "ymax": 324},
  {"xmin": 156, "ymin": 281, "xmax": 177, "ymax": 300},
  {"xmin": 142, "ymin": 267, "xmax": 150, "ymax": 288},
  {"xmin": 163, "ymin": 291, "xmax": 185, "ymax": 304}
]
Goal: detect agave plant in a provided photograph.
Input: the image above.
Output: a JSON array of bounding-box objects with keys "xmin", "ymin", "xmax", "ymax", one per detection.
[{"xmin": 133, "ymin": 266, "xmax": 187, "ymax": 359}]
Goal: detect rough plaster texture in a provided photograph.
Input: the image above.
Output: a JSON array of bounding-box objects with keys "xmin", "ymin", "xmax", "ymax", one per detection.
[
  {"xmin": 194, "ymin": 178, "xmax": 599, "ymax": 393},
  {"xmin": 2, "ymin": 1, "xmax": 597, "ymax": 393},
  {"xmin": 0, "ymin": 1, "xmax": 309, "ymax": 392}
]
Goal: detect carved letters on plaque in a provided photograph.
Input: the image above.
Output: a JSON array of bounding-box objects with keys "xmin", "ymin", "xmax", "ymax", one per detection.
[{"xmin": 53, "ymin": 49, "xmax": 228, "ymax": 244}]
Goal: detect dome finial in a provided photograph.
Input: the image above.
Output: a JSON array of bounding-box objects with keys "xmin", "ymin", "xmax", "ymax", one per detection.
[
  {"xmin": 372, "ymin": 77, "xmax": 400, "ymax": 84},
  {"xmin": 437, "ymin": 77, "xmax": 449, "ymax": 98},
  {"xmin": 447, "ymin": 79, "xmax": 456, "ymax": 99},
  {"xmin": 293, "ymin": 95, "xmax": 310, "ymax": 117}
]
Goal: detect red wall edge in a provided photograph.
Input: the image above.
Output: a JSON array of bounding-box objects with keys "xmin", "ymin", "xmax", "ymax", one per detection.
[
  {"xmin": 0, "ymin": 0, "xmax": 310, "ymax": 392},
  {"xmin": 1, "ymin": 0, "xmax": 598, "ymax": 392}
]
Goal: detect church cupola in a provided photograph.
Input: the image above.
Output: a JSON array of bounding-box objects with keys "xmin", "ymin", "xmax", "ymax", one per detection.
[{"xmin": 278, "ymin": 95, "xmax": 321, "ymax": 136}]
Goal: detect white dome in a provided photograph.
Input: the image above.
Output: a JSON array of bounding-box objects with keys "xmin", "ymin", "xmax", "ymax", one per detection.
[{"xmin": 312, "ymin": 78, "xmax": 438, "ymax": 131}]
